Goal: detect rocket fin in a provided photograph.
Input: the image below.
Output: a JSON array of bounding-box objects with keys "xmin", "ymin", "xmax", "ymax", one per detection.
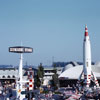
[
  {"xmin": 78, "ymin": 70, "xmax": 83, "ymax": 81},
  {"xmin": 91, "ymin": 71, "xmax": 99, "ymax": 87}
]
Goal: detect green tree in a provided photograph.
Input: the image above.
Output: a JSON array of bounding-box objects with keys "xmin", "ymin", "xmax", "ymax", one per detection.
[
  {"xmin": 35, "ymin": 74, "xmax": 41, "ymax": 88},
  {"xmin": 52, "ymin": 63, "xmax": 59, "ymax": 90},
  {"xmin": 37, "ymin": 63, "xmax": 44, "ymax": 86},
  {"xmin": 35, "ymin": 63, "xmax": 44, "ymax": 88},
  {"xmin": 37, "ymin": 63, "xmax": 44, "ymax": 78}
]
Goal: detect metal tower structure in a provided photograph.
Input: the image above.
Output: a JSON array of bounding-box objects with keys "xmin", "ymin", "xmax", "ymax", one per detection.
[{"xmin": 9, "ymin": 46, "xmax": 33, "ymax": 100}]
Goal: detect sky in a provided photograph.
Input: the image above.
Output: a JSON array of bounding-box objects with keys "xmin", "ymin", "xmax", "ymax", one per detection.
[{"xmin": 0, "ymin": 0, "xmax": 100, "ymax": 66}]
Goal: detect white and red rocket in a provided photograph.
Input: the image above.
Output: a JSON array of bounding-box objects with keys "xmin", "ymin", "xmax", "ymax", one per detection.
[{"xmin": 79, "ymin": 25, "xmax": 99, "ymax": 88}]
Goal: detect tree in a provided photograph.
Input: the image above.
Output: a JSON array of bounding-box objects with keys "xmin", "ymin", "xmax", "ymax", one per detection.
[
  {"xmin": 37, "ymin": 63, "xmax": 44, "ymax": 79},
  {"xmin": 52, "ymin": 63, "xmax": 59, "ymax": 90},
  {"xmin": 36, "ymin": 63, "xmax": 44, "ymax": 87},
  {"xmin": 35, "ymin": 74, "xmax": 41, "ymax": 88}
]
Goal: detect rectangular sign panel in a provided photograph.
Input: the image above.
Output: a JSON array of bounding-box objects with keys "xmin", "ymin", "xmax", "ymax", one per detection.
[{"xmin": 9, "ymin": 46, "xmax": 33, "ymax": 53}]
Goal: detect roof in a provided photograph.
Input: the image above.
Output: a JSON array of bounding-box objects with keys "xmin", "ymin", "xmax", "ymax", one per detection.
[{"xmin": 59, "ymin": 65, "xmax": 100, "ymax": 79}]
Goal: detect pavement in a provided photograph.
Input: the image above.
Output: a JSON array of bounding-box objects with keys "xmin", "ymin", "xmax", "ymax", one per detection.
[{"xmin": 0, "ymin": 87, "xmax": 81, "ymax": 100}]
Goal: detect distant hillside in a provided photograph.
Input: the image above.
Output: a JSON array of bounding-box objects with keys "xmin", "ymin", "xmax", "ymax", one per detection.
[
  {"xmin": 0, "ymin": 61, "xmax": 95, "ymax": 68},
  {"xmin": 0, "ymin": 65, "xmax": 13, "ymax": 68}
]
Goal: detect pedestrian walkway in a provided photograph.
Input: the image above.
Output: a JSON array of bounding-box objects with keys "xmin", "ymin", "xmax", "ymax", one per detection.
[{"xmin": 67, "ymin": 94, "xmax": 81, "ymax": 100}]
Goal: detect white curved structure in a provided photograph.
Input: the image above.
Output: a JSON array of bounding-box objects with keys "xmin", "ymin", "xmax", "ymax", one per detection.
[{"xmin": 59, "ymin": 65, "xmax": 100, "ymax": 79}]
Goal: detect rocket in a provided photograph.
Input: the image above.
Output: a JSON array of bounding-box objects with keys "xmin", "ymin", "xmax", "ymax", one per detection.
[
  {"xmin": 79, "ymin": 25, "xmax": 99, "ymax": 88},
  {"xmin": 83, "ymin": 25, "xmax": 92, "ymax": 87}
]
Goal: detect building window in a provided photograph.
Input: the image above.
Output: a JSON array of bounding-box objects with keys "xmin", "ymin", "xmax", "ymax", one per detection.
[
  {"xmin": 12, "ymin": 75, "xmax": 15, "ymax": 78},
  {"xmin": 8, "ymin": 76, "xmax": 10, "ymax": 78},
  {"xmin": 2, "ymin": 76, "xmax": 5, "ymax": 78}
]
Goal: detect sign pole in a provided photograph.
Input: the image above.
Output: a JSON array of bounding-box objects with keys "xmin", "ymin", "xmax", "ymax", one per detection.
[
  {"xmin": 9, "ymin": 46, "xmax": 33, "ymax": 100},
  {"xmin": 16, "ymin": 53, "xmax": 23, "ymax": 100}
]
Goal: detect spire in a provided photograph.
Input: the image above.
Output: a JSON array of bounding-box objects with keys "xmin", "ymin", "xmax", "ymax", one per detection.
[{"xmin": 85, "ymin": 24, "xmax": 88, "ymax": 36}]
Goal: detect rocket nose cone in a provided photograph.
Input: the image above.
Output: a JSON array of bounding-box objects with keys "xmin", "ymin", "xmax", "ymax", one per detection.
[{"xmin": 85, "ymin": 25, "xmax": 88, "ymax": 36}]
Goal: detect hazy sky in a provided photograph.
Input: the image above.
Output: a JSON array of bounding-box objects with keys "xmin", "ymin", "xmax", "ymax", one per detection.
[{"xmin": 0, "ymin": 0, "xmax": 100, "ymax": 66}]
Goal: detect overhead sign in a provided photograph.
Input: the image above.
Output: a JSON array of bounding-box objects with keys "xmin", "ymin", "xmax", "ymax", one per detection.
[{"xmin": 9, "ymin": 46, "xmax": 33, "ymax": 53}]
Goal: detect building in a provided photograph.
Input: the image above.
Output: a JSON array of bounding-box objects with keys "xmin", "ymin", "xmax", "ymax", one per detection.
[
  {"xmin": 0, "ymin": 67, "xmax": 37, "ymax": 86},
  {"xmin": 43, "ymin": 67, "xmax": 63, "ymax": 86},
  {"xmin": 59, "ymin": 62, "xmax": 100, "ymax": 87}
]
